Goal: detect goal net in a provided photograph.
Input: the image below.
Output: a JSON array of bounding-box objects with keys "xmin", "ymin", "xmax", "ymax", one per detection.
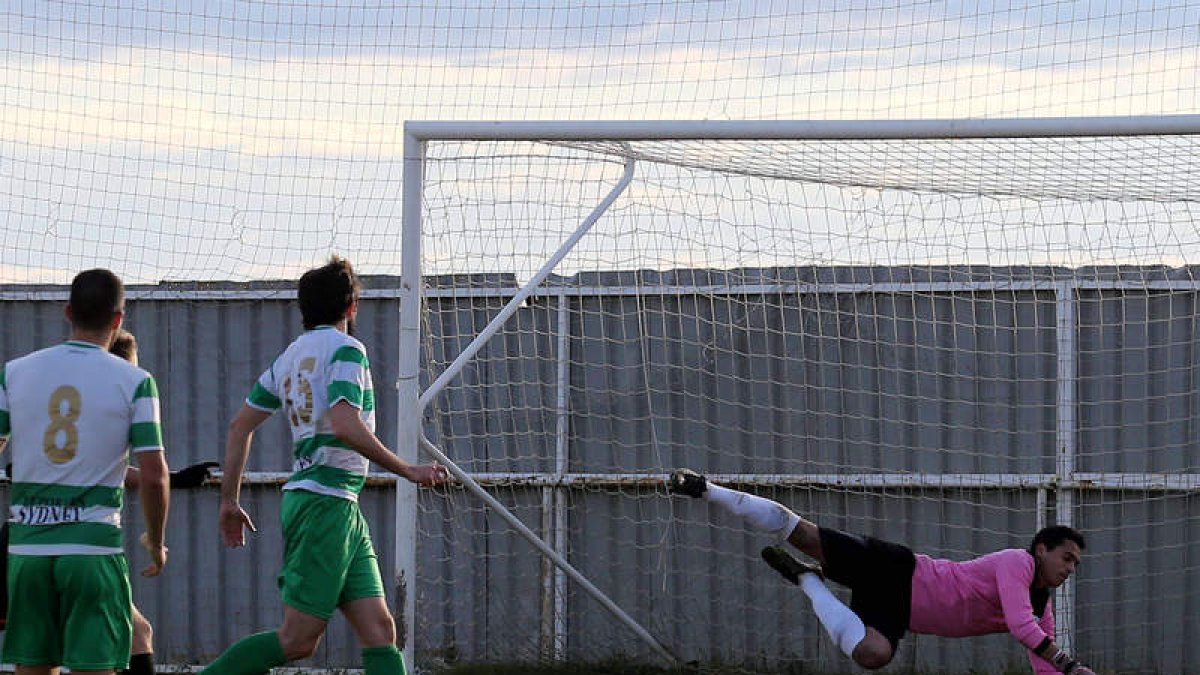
[{"xmin": 406, "ymin": 121, "xmax": 1200, "ymax": 674}]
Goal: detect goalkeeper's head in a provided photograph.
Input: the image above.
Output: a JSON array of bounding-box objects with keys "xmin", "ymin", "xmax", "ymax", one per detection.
[
  {"xmin": 298, "ymin": 255, "xmax": 362, "ymax": 331},
  {"xmin": 1029, "ymin": 525, "xmax": 1086, "ymax": 589}
]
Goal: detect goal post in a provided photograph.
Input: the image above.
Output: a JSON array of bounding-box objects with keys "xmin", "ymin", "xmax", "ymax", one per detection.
[{"xmin": 400, "ymin": 117, "xmax": 1200, "ymax": 673}]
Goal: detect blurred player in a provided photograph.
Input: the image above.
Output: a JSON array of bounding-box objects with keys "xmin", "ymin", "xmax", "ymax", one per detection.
[
  {"xmin": 109, "ymin": 330, "xmax": 219, "ymax": 675},
  {"xmin": 202, "ymin": 256, "xmax": 449, "ymax": 675},
  {"xmin": 669, "ymin": 468, "xmax": 1095, "ymax": 675},
  {"xmin": 0, "ymin": 269, "xmax": 169, "ymax": 675}
]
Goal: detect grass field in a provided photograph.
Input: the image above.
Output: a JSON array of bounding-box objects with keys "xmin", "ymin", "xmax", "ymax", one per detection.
[{"xmin": 431, "ymin": 660, "xmax": 1036, "ymax": 675}]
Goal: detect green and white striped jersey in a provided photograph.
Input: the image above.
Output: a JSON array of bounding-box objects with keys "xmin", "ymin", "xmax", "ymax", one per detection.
[
  {"xmin": 246, "ymin": 326, "xmax": 375, "ymax": 501},
  {"xmin": 0, "ymin": 340, "xmax": 164, "ymax": 556}
]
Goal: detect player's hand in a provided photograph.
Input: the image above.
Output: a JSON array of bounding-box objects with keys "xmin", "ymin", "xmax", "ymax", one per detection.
[
  {"xmin": 406, "ymin": 463, "xmax": 451, "ymax": 487},
  {"xmin": 219, "ymin": 498, "xmax": 257, "ymax": 548},
  {"xmin": 139, "ymin": 532, "xmax": 168, "ymax": 577},
  {"xmin": 170, "ymin": 461, "xmax": 220, "ymax": 489}
]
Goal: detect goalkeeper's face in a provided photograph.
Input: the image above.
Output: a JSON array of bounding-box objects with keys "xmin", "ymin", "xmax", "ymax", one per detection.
[{"xmin": 1035, "ymin": 540, "xmax": 1083, "ymax": 589}]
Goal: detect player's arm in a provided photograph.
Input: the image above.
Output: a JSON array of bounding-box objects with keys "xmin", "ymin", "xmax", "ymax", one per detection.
[
  {"xmin": 135, "ymin": 449, "xmax": 169, "ymax": 577},
  {"xmin": 1032, "ymin": 638, "xmax": 1094, "ymax": 675},
  {"xmin": 996, "ymin": 559, "xmax": 1093, "ymax": 675},
  {"xmin": 328, "ymin": 400, "xmax": 448, "ymax": 485},
  {"xmin": 220, "ymin": 403, "xmax": 272, "ymax": 547}
]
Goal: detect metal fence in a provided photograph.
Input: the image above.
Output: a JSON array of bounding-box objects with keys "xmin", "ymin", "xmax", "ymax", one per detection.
[{"xmin": 2, "ymin": 270, "xmax": 1199, "ymax": 673}]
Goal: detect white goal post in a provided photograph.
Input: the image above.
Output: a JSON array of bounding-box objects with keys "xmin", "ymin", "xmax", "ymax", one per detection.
[{"xmin": 398, "ymin": 117, "xmax": 1200, "ymax": 673}]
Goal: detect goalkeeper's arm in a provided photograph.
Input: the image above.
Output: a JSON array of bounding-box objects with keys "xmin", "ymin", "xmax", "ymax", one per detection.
[
  {"xmin": 1034, "ymin": 638, "xmax": 1096, "ymax": 675},
  {"xmin": 125, "ymin": 461, "xmax": 220, "ymax": 491}
]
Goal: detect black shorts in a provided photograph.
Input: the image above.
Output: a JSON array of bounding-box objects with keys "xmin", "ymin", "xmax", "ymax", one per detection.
[{"xmin": 818, "ymin": 526, "xmax": 916, "ymax": 650}]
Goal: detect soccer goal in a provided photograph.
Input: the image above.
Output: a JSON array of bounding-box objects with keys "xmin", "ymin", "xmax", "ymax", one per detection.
[{"xmin": 400, "ymin": 118, "xmax": 1200, "ymax": 674}]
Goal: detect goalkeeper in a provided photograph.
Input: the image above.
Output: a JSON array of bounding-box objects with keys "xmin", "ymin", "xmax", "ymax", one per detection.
[
  {"xmin": 669, "ymin": 469, "xmax": 1094, "ymax": 675},
  {"xmin": 0, "ymin": 329, "xmax": 219, "ymax": 675}
]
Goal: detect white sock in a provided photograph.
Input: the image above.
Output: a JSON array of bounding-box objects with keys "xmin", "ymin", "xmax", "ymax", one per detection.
[
  {"xmin": 703, "ymin": 483, "xmax": 802, "ymax": 538},
  {"xmin": 800, "ymin": 574, "xmax": 867, "ymax": 659}
]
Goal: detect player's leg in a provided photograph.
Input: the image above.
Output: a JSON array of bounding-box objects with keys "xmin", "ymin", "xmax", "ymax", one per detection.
[
  {"xmin": 337, "ymin": 505, "xmax": 405, "ymax": 675},
  {"xmin": 761, "ymin": 545, "xmax": 869, "ymax": 662},
  {"xmin": 4, "ymin": 555, "xmax": 65, "ymax": 673},
  {"xmin": 14, "ymin": 667, "xmax": 60, "ymax": 675},
  {"xmin": 669, "ymin": 469, "xmax": 822, "ymax": 559},
  {"xmin": 58, "ymin": 554, "xmax": 132, "ymax": 675},
  {"xmin": 196, "ymin": 610, "xmax": 306, "ymax": 675},
  {"xmin": 125, "ymin": 605, "xmax": 155, "ymax": 675},
  {"xmin": 341, "ymin": 597, "xmax": 405, "ymax": 675}
]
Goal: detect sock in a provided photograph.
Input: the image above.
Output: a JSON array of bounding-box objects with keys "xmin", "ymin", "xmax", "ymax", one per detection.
[
  {"xmin": 800, "ymin": 574, "xmax": 867, "ymax": 659},
  {"xmin": 362, "ymin": 645, "xmax": 406, "ymax": 675},
  {"xmin": 704, "ymin": 483, "xmax": 802, "ymax": 538},
  {"xmin": 125, "ymin": 652, "xmax": 155, "ymax": 675},
  {"xmin": 199, "ymin": 631, "xmax": 287, "ymax": 675}
]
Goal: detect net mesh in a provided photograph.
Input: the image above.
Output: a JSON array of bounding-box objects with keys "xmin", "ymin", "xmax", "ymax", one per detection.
[{"xmin": 414, "ymin": 135, "xmax": 1200, "ymax": 673}]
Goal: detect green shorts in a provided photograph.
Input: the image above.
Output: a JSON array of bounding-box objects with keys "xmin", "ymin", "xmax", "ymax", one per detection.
[
  {"xmin": 278, "ymin": 489, "xmax": 384, "ymax": 619},
  {"xmin": 2, "ymin": 553, "xmax": 132, "ymax": 670}
]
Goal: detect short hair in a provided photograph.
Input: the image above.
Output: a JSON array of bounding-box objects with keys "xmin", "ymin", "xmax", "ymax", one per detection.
[
  {"xmin": 1029, "ymin": 525, "xmax": 1086, "ymax": 555},
  {"xmin": 298, "ymin": 256, "xmax": 361, "ymax": 330},
  {"xmin": 69, "ymin": 269, "xmax": 124, "ymax": 331},
  {"xmin": 109, "ymin": 329, "xmax": 138, "ymax": 362}
]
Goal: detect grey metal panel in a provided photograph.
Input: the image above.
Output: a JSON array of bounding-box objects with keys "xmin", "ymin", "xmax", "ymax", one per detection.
[
  {"xmin": 423, "ymin": 296, "xmax": 560, "ymax": 474},
  {"xmin": 1077, "ymin": 289, "xmax": 1200, "ymax": 473},
  {"xmin": 568, "ymin": 290, "xmax": 1058, "ymax": 476}
]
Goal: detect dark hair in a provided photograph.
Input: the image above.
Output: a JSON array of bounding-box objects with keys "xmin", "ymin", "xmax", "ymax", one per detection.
[
  {"xmin": 1029, "ymin": 525, "xmax": 1086, "ymax": 555},
  {"xmin": 69, "ymin": 269, "xmax": 124, "ymax": 331},
  {"xmin": 298, "ymin": 256, "xmax": 361, "ymax": 329},
  {"xmin": 109, "ymin": 329, "xmax": 138, "ymax": 362}
]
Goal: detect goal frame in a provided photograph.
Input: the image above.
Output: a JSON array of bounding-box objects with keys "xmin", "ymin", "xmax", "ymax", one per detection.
[{"xmin": 396, "ymin": 116, "xmax": 1200, "ymax": 667}]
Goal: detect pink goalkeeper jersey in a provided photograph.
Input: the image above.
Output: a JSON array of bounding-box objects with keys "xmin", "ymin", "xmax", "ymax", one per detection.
[{"xmin": 908, "ymin": 549, "xmax": 1058, "ymax": 674}]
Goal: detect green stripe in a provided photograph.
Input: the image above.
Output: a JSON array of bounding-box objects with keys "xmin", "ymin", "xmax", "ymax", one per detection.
[
  {"xmin": 0, "ymin": 409, "xmax": 8, "ymax": 435},
  {"xmin": 10, "ymin": 521, "xmax": 123, "ymax": 548},
  {"xmin": 289, "ymin": 464, "xmax": 367, "ymax": 493},
  {"xmin": 134, "ymin": 376, "xmax": 159, "ymax": 400},
  {"xmin": 328, "ymin": 380, "xmax": 364, "ymax": 407},
  {"xmin": 248, "ymin": 382, "xmax": 281, "ymax": 410},
  {"xmin": 130, "ymin": 422, "xmax": 163, "ymax": 448},
  {"xmin": 331, "ymin": 345, "xmax": 369, "ymax": 368},
  {"xmin": 362, "ymin": 388, "xmax": 375, "ymax": 412},
  {"xmin": 0, "ymin": 365, "xmax": 6, "ymax": 387},
  {"xmin": 293, "ymin": 433, "xmax": 349, "ymax": 459},
  {"xmin": 11, "ymin": 482, "xmax": 124, "ymax": 508}
]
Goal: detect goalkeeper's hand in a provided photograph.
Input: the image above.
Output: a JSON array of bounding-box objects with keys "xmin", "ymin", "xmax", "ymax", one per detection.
[{"xmin": 170, "ymin": 461, "xmax": 219, "ymax": 488}]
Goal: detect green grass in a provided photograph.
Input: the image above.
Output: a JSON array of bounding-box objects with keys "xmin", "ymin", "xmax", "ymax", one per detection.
[{"xmin": 428, "ymin": 659, "xmax": 1035, "ymax": 675}]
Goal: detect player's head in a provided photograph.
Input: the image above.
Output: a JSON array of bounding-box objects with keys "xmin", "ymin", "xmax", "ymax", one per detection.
[
  {"xmin": 298, "ymin": 255, "xmax": 362, "ymax": 331},
  {"xmin": 67, "ymin": 268, "xmax": 124, "ymax": 333},
  {"xmin": 1029, "ymin": 525, "xmax": 1085, "ymax": 589},
  {"xmin": 109, "ymin": 329, "xmax": 138, "ymax": 365}
]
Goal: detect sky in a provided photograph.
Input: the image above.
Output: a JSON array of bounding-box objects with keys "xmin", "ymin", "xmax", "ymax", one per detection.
[{"xmin": 2, "ymin": 0, "xmax": 1200, "ymax": 284}]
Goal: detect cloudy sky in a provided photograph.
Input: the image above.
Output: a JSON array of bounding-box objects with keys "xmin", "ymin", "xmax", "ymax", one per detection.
[{"xmin": 2, "ymin": 1, "xmax": 1199, "ymax": 283}]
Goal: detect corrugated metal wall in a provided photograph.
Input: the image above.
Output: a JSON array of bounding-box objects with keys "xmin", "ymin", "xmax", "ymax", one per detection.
[{"xmin": 2, "ymin": 269, "xmax": 1200, "ymax": 674}]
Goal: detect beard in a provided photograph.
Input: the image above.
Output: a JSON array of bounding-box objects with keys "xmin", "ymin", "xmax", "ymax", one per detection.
[{"xmin": 347, "ymin": 315, "xmax": 356, "ymax": 336}]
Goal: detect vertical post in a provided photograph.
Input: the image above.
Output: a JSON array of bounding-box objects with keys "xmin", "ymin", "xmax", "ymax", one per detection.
[
  {"xmin": 552, "ymin": 292, "xmax": 571, "ymax": 659},
  {"xmin": 394, "ymin": 130, "xmax": 425, "ymax": 670},
  {"xmin": 1054, "ymin": 281, "xmax": 1078, "ymax": 653},
  {"xmin": 540, "ymin": 291, "xmax": 571, "ymax": 660}
]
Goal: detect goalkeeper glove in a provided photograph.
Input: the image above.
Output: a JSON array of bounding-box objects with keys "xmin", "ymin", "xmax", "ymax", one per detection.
[{"xmin": 170, "ymin": 461, "xmax": 220, "ymax": 488}]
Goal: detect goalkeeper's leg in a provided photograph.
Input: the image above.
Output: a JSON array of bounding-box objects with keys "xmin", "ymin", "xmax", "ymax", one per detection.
[{"xmin": 669, "ymin": 469, "xmax": 823, "ymax": 559}]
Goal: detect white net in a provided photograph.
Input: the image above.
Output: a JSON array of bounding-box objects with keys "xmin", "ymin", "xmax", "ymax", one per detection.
[
  {"xmin": 414, "ymin": 132, "xmax": 1200, "ymax": 674},
  {"xmin": 3, "ymin": 2, "xmax": 1200, "ymax": 673}
]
